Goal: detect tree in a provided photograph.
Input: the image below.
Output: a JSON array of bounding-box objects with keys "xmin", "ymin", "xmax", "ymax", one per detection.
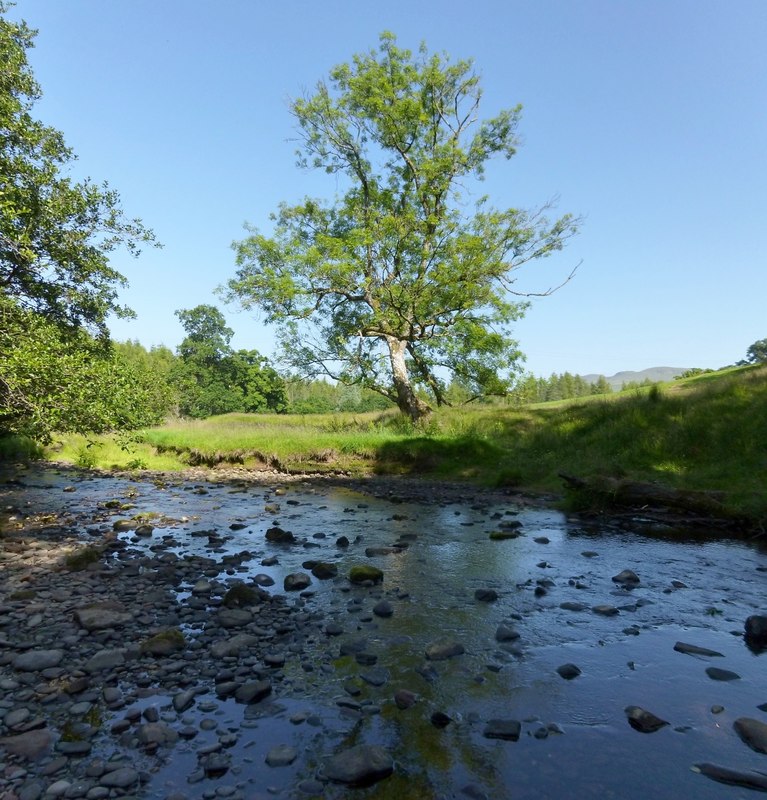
[
  {"xmin": 171, "ymin": 305, "xmax": 286, "ymax": 417},
  {"xmin": 745, "ymin": 338, "xmax": 767, "ymax": 364},
  {"xmin": 0, "ymin": 5, "xmax": 158, "ymax": 441},
  {"xmin": 0, "ymin": 4, "xmax": 156, "ymax": 336},
  {"xmin": 225, "ymin": 33, "xmax": 579, "ymax": 420}
]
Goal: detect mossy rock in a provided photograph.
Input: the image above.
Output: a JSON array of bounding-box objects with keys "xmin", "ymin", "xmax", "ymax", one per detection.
[
  {"xmin": 489, "ymin": 530, "xmax": 521, "ymax": 541},
  {"xmin": 141, "ymin": 628, "xmax": 186, "ymax": 656},
  {"xmin": 223, "ymin": 584, "xmax": 263, "ymax": 608},
  {"xmin": 311, "ymin": 562, "xmax": 339, "ymax": 580},
  {"xmin": 65, "ymin": 546, "xmax": 101, "ymax": 571},
  {"xmin": 349, "ymin": 565, "xmax": 384, "ymax": 585}
]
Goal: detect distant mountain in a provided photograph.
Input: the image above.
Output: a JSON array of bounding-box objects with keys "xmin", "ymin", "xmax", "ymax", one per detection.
[{"xmin": 580, "ymin": 367, "xmax": 689, "ymax": 391}]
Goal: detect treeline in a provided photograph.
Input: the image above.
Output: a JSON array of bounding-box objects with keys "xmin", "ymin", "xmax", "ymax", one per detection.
[{"xmin": 509, "ymin": 372, "xmax": 613, "ymax": 404}]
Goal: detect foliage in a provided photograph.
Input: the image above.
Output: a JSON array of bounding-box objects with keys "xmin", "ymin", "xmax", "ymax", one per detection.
[
  {"xmin": 745, "ymin": 338, "xmax": 767, "ymax": 364},
  {"xmin": 170, "ymin": 305, "xmax": 287, "ymax": 418},
  {"xmin": 510, "ymin": 371, "xmax": 612, "ymax": 404},
  {"xmin": 0, "ymin": 4, "xmax": 156, "ymax": 336},
  {"xmin": 285, "ymin": 377, "xmax": 393, "ymax": 414},
  {"xmin": 226, "ymin": 32, "xmax": 579, "ymax": 420},
  {"xmin": 0, "ymin": 299, "xmax": 169, "ymax": 442}
]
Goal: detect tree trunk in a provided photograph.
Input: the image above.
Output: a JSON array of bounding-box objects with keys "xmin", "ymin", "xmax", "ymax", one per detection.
[{"xmin": 386, "ymin": 336, "xmax": 431, "ymax": 422}]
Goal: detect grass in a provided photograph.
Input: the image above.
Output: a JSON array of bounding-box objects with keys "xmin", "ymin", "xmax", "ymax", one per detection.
[{"xmin": 41, "ymin": 364, "xmax": 767, "ymax": 522}]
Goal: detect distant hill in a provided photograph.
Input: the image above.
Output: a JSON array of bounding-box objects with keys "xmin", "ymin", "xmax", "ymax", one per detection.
[{"xmin": 580, "ymin": 367, "xmax": 689, "ymax": 391}]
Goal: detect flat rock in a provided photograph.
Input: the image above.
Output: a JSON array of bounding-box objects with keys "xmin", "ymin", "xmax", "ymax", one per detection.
[
  {"xmin": 210, "ymin": 634, "xmax": 260, "ymax": 658},
  {"xmin": 425, "ymin": 640, "xmax": 465, "ymax": 661},
  {"xmin": 0, "ymin": 729, "xmax": 52, "ymax": 759},
  {"xmin": 84, "ymin": 649, "xmax": 125, "ymax": 673},
  {"xmin": 217, "ymin": 608, "xmax": 252, "ymax": 629},
  {"xmin": 592, "ymin": 605, "xmax": 619, "ymax": 617},
  {"xmin": 323, "ymin": 744, "xmax": 393, "ymax": 786},
  {"xmin": 235, "ymin": 679, "xmax": 272, "ymax": 704},
  {"xmin": 625, "ymin": 705, "xmax": 669, "ymax": 733},
  {"xmin": 73, "ymin": 602, "xmax": 132, "ymax": 631},
  {"xmin": 13, "ymin": 650, "xmax": 64, "ymax": 672},
  {"xmin": 673, "ymin": 641, "xmax": 724, "ymax": 657},
  {"xmin": 266, "ymin": 744, "xmax": 298, "ymax": 767},
  {"xmin": 99, "ymin": 767, "xmax": 140, "ymax": 788},
  {"xmin": 733, "ymin": 717, "xmax": 767, "ymax": 754},
  {"xmin": 483, "ymin": 719, "xmax": 521, "ymax": 741},
  {"xmin": 694, "ymin": 762, "xmax": 767, "ymax": 791},
  {"xmin": 705, "ymin": 667, "xmax": 741, "ymax": 682}
]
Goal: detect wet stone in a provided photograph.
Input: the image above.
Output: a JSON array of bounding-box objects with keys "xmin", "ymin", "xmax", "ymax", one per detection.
[
  {"xmin": 706, "ymin": 667, "xmax": 741, "ymax": 682},
  {"xmin": 483, "ymin": 719, "xmax": 521, "ymax": 741}
]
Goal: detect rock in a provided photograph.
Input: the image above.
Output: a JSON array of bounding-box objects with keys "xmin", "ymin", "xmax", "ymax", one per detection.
[
  {"xmin": 84, "ymin": 649, "xmax": 125, "ymax": 674},
  {"xmin": 323, "ymin": 744, "xmax": 393, "ymax": 786},
  {"xmin": 673, "ymin": 642, "xmax": 724, "ymax": 657},
  {"xmin": 99, "ymin": 768, "xmax": 139, "ymax": 788},
  {"xmin": 112, "ymin": 519, "xmax": 137, "ymax": 532},
  {"xmin": 705, "ymin": 667, "xmax": 741, "ymax": 682},
  {"xmin": 217, "ymin": 608, "xmax": 252, "ymax": 629},
  {"xmin": 745, "ymin": 615, "xmax": 767, "ymax": 649},
  {"xmin": 172, "ymin": 690, "xmax": 196, "ymax": 713},
  {"xmin": 284, "ymin": 572, "xmax": 311, "ymax": 591},
  {"xmin": 349, "ymin": 565, "xmax": 383, "ymax": 585},
  {"xmin": 73, "ymin": 602, "xmax": 132, "ymax": 631},
  {"xmin": 693, "ymin": 762, "xmax": 767, "ymax": 791},
  {"xmin": 0, "ymin": 729, "xmax": 52, "ymax": 759},
  {"xmin": 373, "ymin": 600, "xmax": 393, "ymax": 618},
  {"xmin": 222, "ymin": 584, "xmax": 263, "ymax": 607},
  {"xmin": 425, "ymin": 640, "xmax": 465, "ymax": 661},
  {"xmin": 210, "ymin": 634, "xmax": 259, "ymax": 658},
  {"xmin": 495, "ymin": 624, "xmax": 519, "ymax": 642},
  {"xmin": 234, "ymin": 679, "xmax": 272, "ymax": 704},
  {"xmin": 483, "ymin": 719, "xmax": 521, "ymax": 741},
  {"xmin": 474, "ymin": 589, "xmax": 498, "ymax": 602},
  {"xmin": 556, "ymin": 663, "xmax": 581, "ymax": 680},
  {"xmin": 612, "ymin": 569, "xmax": 640, "ymax": 587},
  {"xmin": 265, "ymin": 526, "xmax": 296, "ymax": 544},
  {"xmin": 489, "ymin": 530, "xmax": 521, "ymax": 540},
  {"xmin": 592, "ymin": 605, "xmax": 619, "ymax": 616},
  {"xmin": 141, "ymin": 629, "xmax": 185, "ymax": 656},
  {"xmin": 560, "ymin": 602, "xmax": 588, "ymax": 611},
  {"xmin": 625, "ymin": 706, "xmax": 669, "ymax": 733},
  {"xmin": 394, "ymin": 689, "xmax": 418, "ymax": 709},
  {"xmin": 311, "ymin": 562, "xmax": 338, "ymax": 580},
  {"xmin": 137, "ymin": 722, "xmax": 178, "ymax": 746},
  {"xmin": 265, "ymin": 744, "xmax": 298, "ymax": 767},
  {"xmin": 431, "ymin": 711, "xmax": 451, "ymax": 728},
  {"xmin": 733, "ymin": 717, "xmax": 767, "ymax": 754},
  {"xmin": 12, "ymin": 650, "xmax": 64, "ymax": 672}
]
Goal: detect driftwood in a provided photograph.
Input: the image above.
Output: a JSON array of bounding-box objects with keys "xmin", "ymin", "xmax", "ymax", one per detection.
[{"xmin": 558, "ymin": 473, "xmax": 729, "ymax": 517}]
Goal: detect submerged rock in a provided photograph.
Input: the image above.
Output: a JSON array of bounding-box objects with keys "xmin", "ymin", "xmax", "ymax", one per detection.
[
  {"xmin": 612, "ymin": 569, "xmax": 640, "ymax": 587},
  {"xmin": 425, "ymin": 640, "xmax": 465, "ymax": 661},
  {"xmin": 556, "ymin": 663, "xmax": 582, "ymax": 680},
  {"xmin": 349, "ymin": 565, "xmax": 384, "ymax": 585},
  {"xmin": 673, "ymin": 641, "xmax": 724, "ymax": 657},
  {"xmin": 693, "ymin": 762, "xmax": 767, "ymax": 791},
  {"xmin": 324, "ymin": 744, "xmax": 393, "ymax": 786},
  {"xmin": 625, "ymin": 706, "xmax": 669, "ymax": 733},
  {"xmin": 705, "ymin": 667, "xmax": 741, "ymax": 682},
  {"xmin": 483, "ymin": 719, "xmax": 521, "ymax": 741},
  {"xmin": 745, "ymin": 615, "xmax": 767, "ymax": 650},
  {"xmin": 733, "ymin": 717, "xmax": 767, "ymax": 754}
]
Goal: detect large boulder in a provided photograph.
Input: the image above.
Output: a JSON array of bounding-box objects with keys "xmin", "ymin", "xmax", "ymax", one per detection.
[
  {"xmin": 745, "ymin": 615, "xmax": 767, "ymax": 650},
  {"xmin": 74, "ymin": 601, "xmax": 133, "ymax": 631},
  {"xmin": 324, "ymin": 744, "xmax": 393, "ymax": 786}
]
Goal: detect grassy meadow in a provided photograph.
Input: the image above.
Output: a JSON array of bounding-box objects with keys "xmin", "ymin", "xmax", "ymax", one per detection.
[{"xmin": 45, "ymin": 364, "xmax": 767, "ymax": 522}]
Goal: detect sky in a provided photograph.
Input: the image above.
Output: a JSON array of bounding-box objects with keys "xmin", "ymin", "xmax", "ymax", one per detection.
[{"xmin": 7, "ymin": 0, "xmax": 767, "ymax": 378}]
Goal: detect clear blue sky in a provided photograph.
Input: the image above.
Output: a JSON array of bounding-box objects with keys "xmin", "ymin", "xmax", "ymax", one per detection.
[{"xmin": 9, "ymin": 0, "xmax": 767, "ymax": 377}]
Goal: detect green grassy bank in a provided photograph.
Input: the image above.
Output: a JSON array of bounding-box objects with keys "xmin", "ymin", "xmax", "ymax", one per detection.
[{"xmin": 39, "ymin": 364, "xmax": 767, "ymax": 523}]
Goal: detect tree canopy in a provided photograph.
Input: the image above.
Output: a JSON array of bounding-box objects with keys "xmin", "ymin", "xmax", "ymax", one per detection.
[
  {"xmin": 0, "ymin": 4, "xmax": 156, "ymax": 336},
  {"xmin": 0, "ymin": 4, "xmax": 160, "ymax": 442},
  {"xmin": 745, "ymin": 338, "xmax": 767, "ymax": 365},
  {"xmin": 226, "ymin": 32, "xmax": 579, "ymax": 420}
]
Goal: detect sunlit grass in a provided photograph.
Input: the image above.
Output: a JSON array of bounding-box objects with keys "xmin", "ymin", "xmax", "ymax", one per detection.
[{"xmin": 44, "ymin": 365, "xmax": 767, "ymax": 520}]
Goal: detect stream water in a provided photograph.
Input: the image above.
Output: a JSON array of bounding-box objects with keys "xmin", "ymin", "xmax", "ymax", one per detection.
[{"xmin": 1, "ymin": 466, "xmax": 766, "ymax": 799}]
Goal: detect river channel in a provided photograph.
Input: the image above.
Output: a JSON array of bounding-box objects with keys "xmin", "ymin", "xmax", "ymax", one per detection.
[{"xmin": 0, "ymin": 465, "xmax": 765, "ymax": 799}]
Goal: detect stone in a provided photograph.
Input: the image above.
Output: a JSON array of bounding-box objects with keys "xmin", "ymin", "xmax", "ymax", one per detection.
[
  {"xmin": 693, "ymin": 762, "xmax": 767, "ymax": 791},
  {"xmin": 265, "ymin": 744, "xmax": 298, "ymax": 767},
  {"xmin": 592, "ymin": 605, "xmax": 619, "ymax": 616},
  {"xmin": 137, "ymin": 722, "xmax": 178, "ymax": 746},
  {"xmin": 284, "ymin": 572, "xmax": 311, "ymax": 591},
  {"xmin": 425, "ymin": 640, "xmax": 465, "ymax": 661},
  {"xmin": 73, "ymin": 602, "xmax": 132, "ymax": 631},
  {"xmin": 745, "ymin": 615, "xmax": 767, "ymax": 649},
  {"xmin": 673, "ymin": 641, "xmax": 724, "ymax": 657},
  {"xmin": 733, "ymin": 717, "xmax": 767, "ymax": 754},
  {"xmin": 705, "ymin": 667, "xmax": 741, "ymax": 682},
  {"xmin": 234, "ymin": 679, "xmax": 272, "ymax": 704},
  {"xmin": 495, "ymin": 624, "xmax": 519, "ymax": 642},
  {"xmin": 373, "ymin": 600, "xmax": 393, "ymax": 618},
  {"xmin": 394, "ymin": 689, "xmax": 418, "ymax": 709},
  {"xmin": 483, "ymin": 719, "xmax": 521, "ymax": 741},
  {"xmin": 84, "ymin": 649, "xmax": 125, "ymax": 674},
  {"xmin": 0, "ymin": 729, "xmax": 52, "ymax": 759},
  {"xmin": 349, "ymin": 565, "xmax": 383, "ymax": 585},
  {"xmin": 210, "ymin": 634, "xmax": 259, "ymax": 658},
  {"xmin": 99, "ymin": 767, "xmax": 139, "ymax": 789},
  {"xmin": 474, "ymin": 589, "xmax": 498, "ymax": 602},
  {"xmin": 612, "ymin": 569, "xmax": 640, "ymax": 587},
  {"xmin": 311, "ymin": 562, "xmax": 338, "ymax": 580},
  {"xmin": 324, "ymin": 744, "xmax": 393, "ymax": 786},
  {"xmin": 556, "ymin": 663, "xmax": 582, "ymax": 680},
  {"xmin": 12, "ymin": 650, "xmax": 64, "ymax": 672},
  {"xmin": 560, "ymin": 602, "xmax": 588, "ymax": 612},
  {"xmin": 216, "ymin": 608, "xmax": 252, "ymax": 629},
  {"xmin": 265, "ymin": 527, "xmax": 295, "ymax": 544},
  {"xmin": 624, "ymin": 706, "xmax": 669, "ymax": 733}
]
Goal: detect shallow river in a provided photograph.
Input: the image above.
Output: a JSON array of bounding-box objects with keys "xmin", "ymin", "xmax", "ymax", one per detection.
[{"xmin": 1, "ymin": 466, "xmax": 766, "ymax": 799}]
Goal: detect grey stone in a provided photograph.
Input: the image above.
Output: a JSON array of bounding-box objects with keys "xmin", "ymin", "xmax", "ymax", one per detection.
[
  {"xmin": 706, "ymin": 667, "xmax": 741, "ymax": 682},
  {"xmin": 483, "ymin": 719, "xmax": 521, "ymax": 741},
  {"xmin": 13, "ymin": 650, "xmax": 64, "ymax": 672},
  {"xmin": 73, "ymin": 602, "xmax": 132, "ymax": 632},
  {"xmin": 324, "ymin": 744, "xmax": 393, "ymax": 786},
  {"xmin": 673, "ymin": 641, "xmax": 724, "ymax": 657},
  {"xmin": 625, "ymin": 705, "xmax": 668, "ymax": 733},
  {"xmin": 556, "ymin": 663, "xmax": 582, "ymax": 680},
  {"xmin": 265, "ymin": 744, "xmax": 298, "ymax": 767},
  {"xmin": 733, "ymin": 717, "xmax": 767, "ymax": 754},
  {"xmin": 84, "ymin": 649, "xmax": 125, "ymax": 674},
  {"xmin": 425, "ymin": 640, "xmax": 465, "ymax": 661}
]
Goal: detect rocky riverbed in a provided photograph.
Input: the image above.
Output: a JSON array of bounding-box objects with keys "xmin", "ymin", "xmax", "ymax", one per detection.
[{"xmin": 0, "ymin": 464, "xmax": 766, "ymax": 799}]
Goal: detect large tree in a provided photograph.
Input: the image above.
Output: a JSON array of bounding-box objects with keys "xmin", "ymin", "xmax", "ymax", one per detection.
[
  {"xmin": 0, "ymin": 4, "xmax": 158, "ymax": 441},
  {"xmin": 0, "ymin": 4, "xmax": 156, "ymax": 336},
  {"xmin": 226, "ymin": 33, "xmax": 579, "ymax": 420}
]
